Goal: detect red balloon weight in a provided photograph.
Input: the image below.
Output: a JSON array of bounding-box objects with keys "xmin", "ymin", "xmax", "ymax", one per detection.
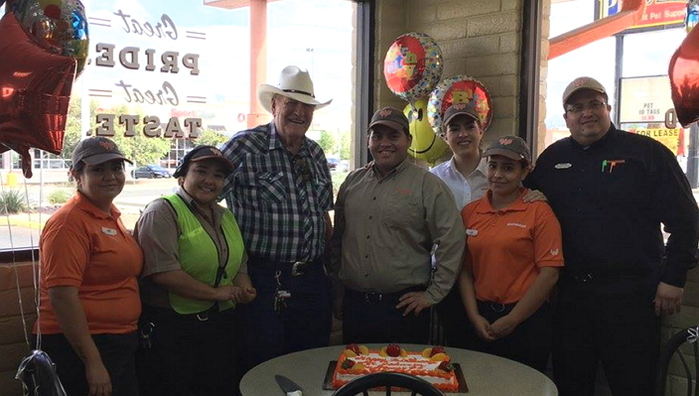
[
  {"xmin": 0, "ymin": 12, "xmax": 76, "ymax": 178},
  {"xmin": 669, "ymin": 23, "xmax": 699, "ymax": 127}
]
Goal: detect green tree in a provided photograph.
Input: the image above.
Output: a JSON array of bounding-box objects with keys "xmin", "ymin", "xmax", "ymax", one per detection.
[
  {"xmin": 61, "ymin": 95, "xmax": 82, "ymax": 161},
  {"xmin": 195, "ymin": 130, "xmax": 229, "ymax": 148},
  {"xmin": 317, "ymin": 130, "xmax": 336, "ymax": 156},
  {"xmin": 339, "ymin": 132, "xmax": 351, "ymax": 160},
  {"xmin": 107, "ymin": 105, "xmax": 170, "ymax": 167}
]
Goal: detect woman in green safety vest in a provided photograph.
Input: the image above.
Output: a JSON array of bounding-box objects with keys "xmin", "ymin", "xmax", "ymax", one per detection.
[{"xmin": 134, "ymin": 145, "xmax": 256, "ymax": 396}]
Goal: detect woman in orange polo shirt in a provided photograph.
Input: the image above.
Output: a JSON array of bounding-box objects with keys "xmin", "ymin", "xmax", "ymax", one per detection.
[
  {"xmin": 458, "ymin": 135, "xmax": 563, "ymax": 372},
  {"xmin": 35, "ymin": 137, "xmax": 143, "ymax": 396}
]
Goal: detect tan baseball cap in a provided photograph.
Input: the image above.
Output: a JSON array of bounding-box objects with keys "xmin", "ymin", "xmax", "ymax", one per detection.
[
  {"xmin": 71, "ymin": 137, "xmax": 132, "ymax": 167},
  {"xmin": 562, "ymin": 76, "xmax": 607, "ymax": 107},
  {"xmin": 368, "ymin": 107, "xmax": 410, "ymax": 136},
  {"xmin": 483, "ymin": 135, "xmax": 531, "ymax": 163}
]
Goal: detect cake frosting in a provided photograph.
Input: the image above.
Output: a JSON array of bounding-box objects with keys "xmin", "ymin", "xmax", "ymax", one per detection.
[{"xmin": 331, "ymin": 344, "xmax": 459, "ymax": 392}]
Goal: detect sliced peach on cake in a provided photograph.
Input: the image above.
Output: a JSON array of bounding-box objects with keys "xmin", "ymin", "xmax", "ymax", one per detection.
[
  {"xmin": 400, "ymin": 348, "xmax": 408, "ymax": 357},
  {"xmin": 378, "ymin": 347, "xmax": 388, "ymax": 357},
  {"xmin": 349, "ymin": 363, "xmax": 366, "ymax": 373},
  {"xmin": 358, "ymin": 345, "xmax": 369, "ymax": 355},
  {"xmin": 342, "ymin": 349, "xmax": 357, "ymax": 357},
  {"xmin": 422, "ymin": 347, "xmax": 432, "ymax": 358},
  {"xmin": 430, "ymin": 352, "xmax": 450, "ymax": 362}
]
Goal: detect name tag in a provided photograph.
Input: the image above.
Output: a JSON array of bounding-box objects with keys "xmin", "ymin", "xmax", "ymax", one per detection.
[
  {"xmin": 466, "ymin": 228, "xmax": 478, "ymax": 236},
  {"xmin": 101, "ymin": 227, "xmax": 117, "ymax": 236},
  {"xmin": 554, "ymin": 163, "xmax": 572, "ymax": 169}
]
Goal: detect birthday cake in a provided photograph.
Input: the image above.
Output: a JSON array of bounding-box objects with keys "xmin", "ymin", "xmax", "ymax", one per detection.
[{"xmin": 331, "ymin": 344, "xmax": 459, "ymax": 392}]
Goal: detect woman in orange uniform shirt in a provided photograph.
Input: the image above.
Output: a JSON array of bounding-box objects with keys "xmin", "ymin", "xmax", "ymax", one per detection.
[
  {"xmin": 459, "ymin": 135, "xmax": 563, "ymax": 372},
  {"xmin": 35, "ymin": 137, "xmax": 143, "ymax": 396}
]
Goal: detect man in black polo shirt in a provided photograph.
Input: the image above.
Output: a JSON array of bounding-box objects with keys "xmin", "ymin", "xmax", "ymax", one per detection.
[{"xmin": 526, "ymin": 76, "xmax": 699, "ymax": 396}]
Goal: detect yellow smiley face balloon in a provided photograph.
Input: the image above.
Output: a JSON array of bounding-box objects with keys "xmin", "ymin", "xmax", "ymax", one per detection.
[{"xmin": 404, "ymin": 98, "xmax": 449, "ymax": 165}]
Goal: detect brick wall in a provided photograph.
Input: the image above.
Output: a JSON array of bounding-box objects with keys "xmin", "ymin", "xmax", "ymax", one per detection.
[
  {"xmin": 373, "ymin": 0, "xmax": 525, "ymax": 145},
  {"xmin": 661, "ymin": 266, "xmax": 699, "ymax": 396},
  {"xmin": 0, "ymin": 263, "xmax": 38, "ymax": 396}
]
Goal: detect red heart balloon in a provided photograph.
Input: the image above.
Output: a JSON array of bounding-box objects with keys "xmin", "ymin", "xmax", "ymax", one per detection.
[
  {"xmin": 669, "ymin": 23, "xmax": 699, "ymax": 127},
  {"xmin": 0, "ymin": 12, "xmax": 76, "ymax": 178}
]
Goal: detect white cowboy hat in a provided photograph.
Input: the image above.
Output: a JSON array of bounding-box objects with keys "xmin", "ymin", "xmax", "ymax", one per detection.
[{"xmin": 257, "ymin": 65, "xmax": 332, "ymax": 113}]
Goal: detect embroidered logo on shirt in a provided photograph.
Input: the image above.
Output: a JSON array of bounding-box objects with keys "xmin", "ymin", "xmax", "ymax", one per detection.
[
  {"xmin": 507, "ymin": 222, "xmax": 526, "ymax": 228},
  {"xmin": 101, "ymin": 227, "xmax": 117, "ymax": 236},
  {"xmin": 554, "ymin": 163, "xmax": 572, "ymax": 169},
  {"xmin": 601, "ymin": 159, "xmax": 625, "ymax": 173},
  {"xmin": 466, "ymin": 228, "xmax": 478, "ymax": 236},
  {"xmin": 550, "ymin": 249, "xmax": 560, "ymax": 256}
]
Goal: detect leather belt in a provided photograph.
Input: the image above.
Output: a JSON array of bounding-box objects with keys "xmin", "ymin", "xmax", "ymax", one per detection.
[
  {"xmin": 345, "ymin": 285, "xmax": 426, "ymax": 304},
  {"xmin": 248, "ymin": 255, "xmax": 321, "ymax": 277}
]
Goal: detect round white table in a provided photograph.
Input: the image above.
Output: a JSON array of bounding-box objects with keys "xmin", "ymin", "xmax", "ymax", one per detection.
[{"xmin": 240, "ymin": 344, "xmax": 558, "ymax": 395}]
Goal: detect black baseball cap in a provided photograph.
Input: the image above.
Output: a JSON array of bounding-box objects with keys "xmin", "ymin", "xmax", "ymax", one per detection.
[{"xmin": 173, "ymin": 146, "xmax": 234, "ymax": 178}]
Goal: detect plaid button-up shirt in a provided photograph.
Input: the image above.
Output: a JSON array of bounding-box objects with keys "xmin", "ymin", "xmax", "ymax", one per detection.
[{"xmin": 220, "ymin": 123, "xmax": 333, "ymax": 262}]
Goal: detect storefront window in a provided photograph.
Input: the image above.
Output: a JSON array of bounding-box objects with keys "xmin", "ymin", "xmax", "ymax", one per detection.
[{"xmin": 0, "ymin": 0, "xmax": 362, "ymax": 251}]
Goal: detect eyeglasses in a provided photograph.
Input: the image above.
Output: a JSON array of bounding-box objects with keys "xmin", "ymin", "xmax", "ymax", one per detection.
[
  {"xmin": 566, "ymin": 100, "xmax": 607, "ymax": 114},
  {"xmin": 294, "ymin": 157, "xmax": 312, "ymax": 182}
]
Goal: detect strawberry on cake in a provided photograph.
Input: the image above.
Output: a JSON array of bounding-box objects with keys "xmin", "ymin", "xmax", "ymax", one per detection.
[{"xmin": 331, "ymin": 344, "xmax": 459, "ymax": 392}]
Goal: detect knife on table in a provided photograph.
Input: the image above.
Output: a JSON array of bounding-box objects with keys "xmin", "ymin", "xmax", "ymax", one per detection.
[{"xmin": 275, "ymin": 374, "xmax": 303, "ymax": 396}]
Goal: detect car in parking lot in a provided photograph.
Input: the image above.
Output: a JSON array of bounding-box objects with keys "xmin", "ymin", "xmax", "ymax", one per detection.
[
  {"xmin": 327, "ymin": 157, "xmax": 340, "ymax": 171},
  {"xmin": 131, "ymin": 165, "xmax": 171, "ymax": 179}
]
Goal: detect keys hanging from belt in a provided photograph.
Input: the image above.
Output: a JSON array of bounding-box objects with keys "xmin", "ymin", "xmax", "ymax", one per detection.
[
  {"xmin": 274, "ymin": 270, "xmax": 291, "ymax": 314},
  {"xmin": 139, "ymin": 322, "xmax": 155, "ymax": 349}
]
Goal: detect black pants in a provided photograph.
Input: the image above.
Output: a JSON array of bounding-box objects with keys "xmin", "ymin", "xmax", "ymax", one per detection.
[
  {"xmin": 435, "ymin": 286, "xmax": 471, "ymax": 347},
  {"xmin": 464, "ymin": 300, "xmax": 552, "ymax": 372},
  {"xmin": 552, "ymin": 278, "xmax": 660, "ymax": 396},
  {"xmin": 342, "ymin": 286, "xmax": 430, "ymax": 344},
  {"xmin": 35, "ymin": 332, "xmax": 139, "ymax": 396},
  {"xmin": 136, "ymin": 306, "xmax": 239, "ymax": 396}
]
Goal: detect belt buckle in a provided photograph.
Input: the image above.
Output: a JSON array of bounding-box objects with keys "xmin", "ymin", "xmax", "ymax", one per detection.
[
  {"xmin": 196, "ymin": 311, "xmax": 210, "ymax": 322},
  {"xmin": 291, "ymin": 261, "xmax": 306, "ymax": 277},
  {"xmin": 364, "ymin": 293, "xmax": 382, "ymax": 303},
  {"xmin": 575, "ymin": 273, "xmax": 594, "ymax": 283},
  {"xmin": 490, "ymin": 302, "xmax": 505, "ymax": 313}
]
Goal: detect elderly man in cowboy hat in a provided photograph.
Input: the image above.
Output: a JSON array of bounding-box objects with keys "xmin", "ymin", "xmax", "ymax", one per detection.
[{"xmin": 219, "ymin": 65, "xmax": 334, "ymax": 371}]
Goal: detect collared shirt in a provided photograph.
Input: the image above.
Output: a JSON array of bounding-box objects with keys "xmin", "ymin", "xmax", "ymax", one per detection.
[
  {"xmin": 329, "ymin": 158, "xmax": 466, "ymax": 304},
  {"xmin": 36, "ymin": 192, "xmax": 143, "ymax": 334},
  {"xmin": 463, "ymin": 189, "xmax": 564, "ymax": 304},
  {"xmin": 134, "ymin": 187, "xmax": 248, "ymax": 308},
  {"xmin": 219, "ymin": 123, "xmax": 333, "ymax": 262},
  {"xmin": 526, "ymin": 125, "xmax": 699, "ymax": 287},
  {"xmin": 430, "ymin": 156, "xmax": 489, "ymax": 210}
]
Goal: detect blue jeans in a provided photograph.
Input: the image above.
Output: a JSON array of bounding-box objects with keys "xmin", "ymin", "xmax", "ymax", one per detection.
[{"xmin": 238, "ymin": 261, "xmax": 331, "ymax": 371}]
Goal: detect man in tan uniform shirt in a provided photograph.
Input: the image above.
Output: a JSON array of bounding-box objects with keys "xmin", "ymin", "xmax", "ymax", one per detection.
[{"xmin": 329, "ymin": 107, "xmax": 466, "ymax": 344}]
